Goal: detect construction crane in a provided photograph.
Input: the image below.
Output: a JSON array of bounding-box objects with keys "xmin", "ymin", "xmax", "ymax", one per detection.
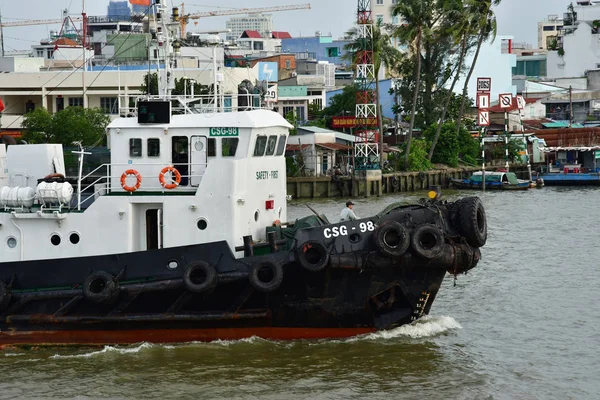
[
  {"xmin": 0, "ymin": 16, "xmax": 83, "ymax": 28},
  {"xmin": 178, "ymin": 3, "xmax": 311, "ymax": 37}
]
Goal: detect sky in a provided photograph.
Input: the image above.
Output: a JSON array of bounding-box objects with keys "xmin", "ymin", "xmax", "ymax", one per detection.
[{"xmin": 0, "ymin": 0, "xmax": 576, "ymax": 52}]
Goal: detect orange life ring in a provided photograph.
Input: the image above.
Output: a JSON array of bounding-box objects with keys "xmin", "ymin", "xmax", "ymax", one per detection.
[
  {"xmin": 121, "ymin": 169, "xmax": 142, "ymax": 192},
  {"xmin": 159, "ymin": 166, "xmax": 181, "ymax": 189}
]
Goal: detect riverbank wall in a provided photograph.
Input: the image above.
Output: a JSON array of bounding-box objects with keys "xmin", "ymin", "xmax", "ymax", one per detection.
[{"xmin": 287, "ymin": 165, "xmax": 533, "ymax": 199}]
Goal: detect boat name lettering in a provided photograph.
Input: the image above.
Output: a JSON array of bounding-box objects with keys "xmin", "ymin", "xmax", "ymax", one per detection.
[
  {"xmin": 256, "ymin": 170, "xmax": 279, "ymax": 180},
  {"xmin": 209, "ymin": 127, "xmax": 239, "ymax": 137},
  {"xmin": 324, "ymin": 222, "xmax": 375, "ymax": 238}
]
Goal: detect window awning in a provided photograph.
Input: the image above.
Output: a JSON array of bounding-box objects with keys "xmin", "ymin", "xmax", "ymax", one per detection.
[
  {"xmin": 316, "ymin": 143, "xmax": 353, "ymax": 151},
  {"xmin": 286, "ymin": 144, "xmax": 311, "ymax": 151}
]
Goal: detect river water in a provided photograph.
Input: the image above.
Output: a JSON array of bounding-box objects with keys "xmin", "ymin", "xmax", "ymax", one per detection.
[{"xmin": 2, "ymin": 188, "xmax": 599, "ymax": 399}]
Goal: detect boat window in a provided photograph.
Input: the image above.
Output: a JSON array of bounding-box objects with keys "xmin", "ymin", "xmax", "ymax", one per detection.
[
  {"xmin": 129, "ymin": 138, "xmax": 142, "ymax": 157},
  {"xmin": 222, "ymin": 138, "xmax": 239, "ymax": 157},
  {"xmin": 265, "ymin": 135, "xmax": 278, "ymax": 156},
  {"xmin": 208, "ymin": 138, "xmax": 216, "ymax": 157},
  {"xmin": 276, "ymin": 135, "xmax": 287, "ymax": 156},
  {"xmin": 253, "ymin": 136, "xmax": 267, "ymax": 156},
  {"xmin": 147, "ymin": 138, "xmax": 160, "ymax": 157}
]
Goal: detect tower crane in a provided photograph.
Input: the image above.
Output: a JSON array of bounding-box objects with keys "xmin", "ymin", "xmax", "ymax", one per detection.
[
  {"xmin": 178, "ymin": 3, "xmax": 311, "ymax": 37},
  {"xmin": 0, "ymin": 17, "xmax": 83, "ymax": 28}
]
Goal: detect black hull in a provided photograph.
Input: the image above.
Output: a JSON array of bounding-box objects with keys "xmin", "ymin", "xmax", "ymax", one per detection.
[{"xmin": 0, "ymin": 198, "xmax": 485, "ymax": 346}]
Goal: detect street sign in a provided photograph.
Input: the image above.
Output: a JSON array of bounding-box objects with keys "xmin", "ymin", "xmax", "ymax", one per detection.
[
  {"xmin": 477, "ymin": 93, "xmax": 491, "ymax": 109},
  {"xmin": 478, "ymin": 110, "xmax": 490, "ymax": 126},
  {"xmin": 516, "ymin": 95, "xmax": 525, "ymax": 110},
  {"xmin": 499, "ymin": 93, "xmax": 512, "ymax": 109},
  {"xmin": 477, "ymin": 77, "xmax": 492, "ymax": 93}
]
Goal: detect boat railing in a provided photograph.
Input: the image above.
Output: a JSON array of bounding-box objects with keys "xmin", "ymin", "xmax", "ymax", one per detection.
[{"xmin": 77, "ymin": 162, "xmax": 207, "ymax": 209}]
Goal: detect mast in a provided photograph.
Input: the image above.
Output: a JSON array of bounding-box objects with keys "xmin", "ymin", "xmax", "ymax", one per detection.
[
  {"xmin": 82, "ymin": 0, "xmax": 88, "ymax": 108},
  {"xmin": 155, "ymin": 0, "xmax": 176, "ymax": 99},
  {"xmin": 0, "ymin": 8, "xmax": 5, "ymax": 58}
]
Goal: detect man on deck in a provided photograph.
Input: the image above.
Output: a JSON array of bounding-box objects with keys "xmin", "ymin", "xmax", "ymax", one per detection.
[{"xmin": 340, "ymin": 200, "xmax": 358, "ymax": 222}]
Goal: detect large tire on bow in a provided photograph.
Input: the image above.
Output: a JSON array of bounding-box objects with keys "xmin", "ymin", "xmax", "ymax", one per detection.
[
  {"xmin": 83, "ymin": 271, "xmax": 120, "ymax": 304},
  {"xmin": 411, "ymin": 224, "xmax": 445, "ymax": 260},
  {"xmin": 249, "ymin": 260, "xmax": 283, "ymax": 293},
  {"xmin": 183, "ymin": 261, "xmax": 218, "ymax": 293},
  {"xmin": 373, "ymin": 221, "xmax": 410, "ymax": 258},
  {"xmin": 0, "ymin": 280, "xmax": 11, "ymax": 311},
  {"xmin": 296, "ymin": 240, "xmax": 330, "ymax": 272},
  {"xmin": 457, "ymin": 197, "xmax": 487, "ymax": 247}
]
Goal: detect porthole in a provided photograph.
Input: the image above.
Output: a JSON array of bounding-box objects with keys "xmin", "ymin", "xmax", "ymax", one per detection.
[
  {"xmin": 167, "ymin": 260, "xmax": 179, "ymax": 270},
  {"xmin": 50, "ymin": 234, "xmax": 61, "ymax": 246},
  {"xmin": 69, "ymin": 232, "xmax": 80, "ymax": 245},
  {"xmin": 349, "ymin": 233, "xmax": 362, "ymax": 244},
  {"xmin": 197, "ymin": 218, "xmax": 208, "ymax": 230},
  {"xmin": 254, "ymin": 209, "xmax": 260, "ymax": 222},
  {"xmin": 194, "ymin": 140, "xmax": 204, "ymax": 151},
  {"xmin": 6, "ymin": 237, "xmax": 17, "ymax": 249}
]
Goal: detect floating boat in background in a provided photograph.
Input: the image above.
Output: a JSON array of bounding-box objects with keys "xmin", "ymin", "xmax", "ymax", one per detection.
[
  {"xmin": 538, "ymin": 147, "xmax": 600, "ymax": 186},
  {"xmin": 0, "ymin": 2, "xmax": 488, "ymax": 347},
  {"xmin": 450, "ymin": 171, "xmax": 531, "ymax": 191}
]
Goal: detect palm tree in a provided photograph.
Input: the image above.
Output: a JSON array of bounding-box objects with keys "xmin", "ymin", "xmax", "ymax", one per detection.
[
  {"xmin": 454, "ymin": 0, "xmax": 501, "ymax": 137},
  {"xmin": 343, "ymin": 21, "xmax": 401, "ymax": 167},
  {"xmin": 392, "ymin": 0, "xmax": 434, "ymax": 170},
  {"xmin": 428, "ymin": 0, "xmax": 474, "ymax": 160}
]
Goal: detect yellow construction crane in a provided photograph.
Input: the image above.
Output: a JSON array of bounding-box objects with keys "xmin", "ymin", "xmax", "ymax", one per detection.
[{"xmin": 178, "ymin": 3, "xmax": 311, "ymax": 37}]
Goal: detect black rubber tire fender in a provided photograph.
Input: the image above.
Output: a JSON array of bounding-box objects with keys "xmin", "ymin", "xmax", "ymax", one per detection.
[
  {"xmin": 411, "ymin": 224, "xmax": 445, "ymax": 260},
  {"xmin": 0, "ymin": 280, "xmax": 11, "ymax": 311},
  {"xmin": 249, "ymin": 260, "xmax": 283, "ymax": 293},
  {"xmin": 183, "ymin": 261, "xmax": 218, "ymax": 293},
  {"xmin": 418, "ymin": 171, "xmax": 426, "ymax": 181},
  {"xmin": 373, "ymin": 221, "xmax": 410, "ymax": 258},
  {"xmin": 391, "ymin": 176, "xmax": 400, "ymax": 189},
  {"xmin": 457, "ymin": 196, "xmax": 487, "ymax": 247},
  {"xmin": 296, "ymin": 240, "xmax": 330, "ymax": 272},
  {"xmin": 82, "ymin": 271, "xmax": 120, "ymax": 304}
]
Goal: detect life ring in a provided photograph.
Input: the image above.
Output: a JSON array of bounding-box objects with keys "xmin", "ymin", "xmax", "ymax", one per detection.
[
  {"xmin": 0, "ymin": 280, "xmax": 11, "ymax": 311},
  {"xmin": 159, "ymin": 166, "xmax": 181, "ymax": 190},
  {"xmin": 249, "ymin": 260, "xmax": 283, "ymax": 292},
  {"xmin": 373, "ymin": 221, "xmax": 410, "ymax": 258},
  {"xmin": 183, "ymin": 261, "xmax": 218, "ymax": 293},
  {"xmin": 457, "ymin": 197, "xmax": 487, "ymax": 247},
  {"xmin": 82, "ymin": 271, "xmax": 120, "ymax": 304},
  {"xmin": 411, "ymin": 224, "xmax": 445, "ymax": 259},
  {"xmin": 121, "ymin": 169, "xmax": 142, "ymax": 192},
  {"xmin": 296, "ymin": 240, "xmax": 330, "ymax": 272}
]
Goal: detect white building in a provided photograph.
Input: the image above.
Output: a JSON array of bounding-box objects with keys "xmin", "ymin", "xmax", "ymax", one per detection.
[{"xmin": 226, "ymin": 14, "xmax": 273, "ymax": 42}]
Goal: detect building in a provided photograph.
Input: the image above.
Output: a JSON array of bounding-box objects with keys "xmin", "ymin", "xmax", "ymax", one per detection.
[
  {"xmin": 131, "ymin": 0, "xmax": 155, "ymax": 15},
  {"xmin": 226, "ymin": 14, "xmax": 273, "ymax": 42},
  {"xmin": 107, "ymin": 1, "xmax": 131, "ymax": 20},
  {"xmin": 281, "ymin": 35, "xmax": 351, "ymax": 67},
  {"xmin": 538, "ymin": 15, "xmax": 564, "ymax": 50}
]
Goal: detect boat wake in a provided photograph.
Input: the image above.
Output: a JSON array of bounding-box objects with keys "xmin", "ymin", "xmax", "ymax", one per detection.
[
  {"xmin": 49, "ymin": 342, "xmax": 153, "ymax": 359},
  {"xmin": 350, "ymin": 315, "xmax": 462, "ymax": 342}
]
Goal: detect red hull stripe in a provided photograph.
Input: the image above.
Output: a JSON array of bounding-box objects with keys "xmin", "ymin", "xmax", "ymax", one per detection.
[{"xmin": 0, "ymin": 327, "xmax": 376, "ymax": 347}]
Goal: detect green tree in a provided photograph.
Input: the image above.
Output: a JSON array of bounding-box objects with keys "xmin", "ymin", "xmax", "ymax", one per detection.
[
  {"xmin": 22, "ymin": 107, "xmax": 110, "ymax": 147},
  {"xmin": 455, "ymin": 0, "xmax": 501, "ymax": 137},
  {"xmin": 343, "ymin": 21, "xmax": 402, "ymax": 165},
  {"xmin": 285, "ymin": 111, "xmax": 298, "ymax": 136},
  {"xmin": 322, "ymin": 84, "xmax": 358, "ymax": 119},
  {"xmin": 393, "ymin": 0, "xmax": 434, "ymax": 170}
]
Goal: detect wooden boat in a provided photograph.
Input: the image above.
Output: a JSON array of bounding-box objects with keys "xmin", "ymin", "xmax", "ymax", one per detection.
[{"xmin": 450, "ymin": 171, "xmax": 531, "ymax": 191}]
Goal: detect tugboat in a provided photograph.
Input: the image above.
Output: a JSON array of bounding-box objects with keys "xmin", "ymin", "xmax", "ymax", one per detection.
[{"xmin": 0, "ymin": 3, "xmax": 487, "ymax": 346}]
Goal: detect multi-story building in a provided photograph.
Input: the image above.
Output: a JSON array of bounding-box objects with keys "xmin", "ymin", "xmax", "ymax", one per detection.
[
  {"xmin": 226, "ymin": 14, "xmax": 273, "ymax": 42},
  {"xmin": 538, "ymin": 15, "xmax": 564, "ymax": 50},
  {"xmin": 281, "ymin": 35, "xmax": 351, "ymax": 67},
  {"xmin": 107, "ymin": 1, "xmax": 131, "ymax": 21},
  {"xmin": 370, "ymin": 0, "xmax": 402, "ymax": 48}
]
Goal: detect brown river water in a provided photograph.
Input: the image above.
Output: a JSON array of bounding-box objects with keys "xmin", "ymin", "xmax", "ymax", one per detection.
[{"xmin": 1, "ymin": 187, "xmax": 599, "ymax": 399}]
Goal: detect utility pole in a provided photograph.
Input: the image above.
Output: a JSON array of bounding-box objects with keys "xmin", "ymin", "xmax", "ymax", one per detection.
[
  {"xmin": 0, "ymin": 9, "xmax": 5, "ymax": 57},
  {"xmin": 569, "ymin": 85, "xmax": 573, "ymax": 128}
]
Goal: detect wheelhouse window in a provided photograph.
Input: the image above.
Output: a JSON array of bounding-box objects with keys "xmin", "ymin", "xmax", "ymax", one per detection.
[
  {"xmin": 265, "ymin": 135, "xmax": 278, "ymax": 156},
  {"xmin": 208, "ymin": 138, "xmax": 216, "ymax": 157},
  {"xmin": 276, "ymin": 135, "xmax": 287, "ymax": 156},
  {"xmin": 253, "ymin": 136, "xmax": 267, "ymax": 156},
  {"xmin": 147, "ymin": 138, "xmax": 160, "ymax": 157},
  {"xmin": 222, "ymin": 138, "xmax": 239, "ymax": 157},
  {"xmin": 129, "ymin": 138, "xmax": 142, "ymax": 157}
]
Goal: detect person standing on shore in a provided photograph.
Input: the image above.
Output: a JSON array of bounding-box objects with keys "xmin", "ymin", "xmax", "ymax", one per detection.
[{"xmin": 340, "ymin": 200, "xmax": 358, "ymax": 222}]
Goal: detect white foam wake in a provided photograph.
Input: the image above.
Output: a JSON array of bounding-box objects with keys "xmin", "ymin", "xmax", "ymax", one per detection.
[
  {"xmin": 351, "ymin": 315, "xmax": 462, "ymax": 341},
  {"xmin": 50, "ymin": 342, "xmax": 153, "ymax": 359}
]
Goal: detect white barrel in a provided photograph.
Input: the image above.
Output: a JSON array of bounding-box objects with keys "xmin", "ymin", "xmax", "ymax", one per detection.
[
  {"xmin": 0, "ymin": 186, "xmax": 36, "ymax": 208},
  {"xmin": 36, "ymin": 181, "xmax": 74, "ymax": 205}
]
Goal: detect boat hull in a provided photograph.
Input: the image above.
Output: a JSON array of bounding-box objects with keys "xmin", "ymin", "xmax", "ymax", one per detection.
[
  {"xmin": 538, "ymin": 173, "xmax": 600, "ymax": 186},
  {"xmin": 450, "ymin": 179, "xmax": 529, "ymax": 191}
]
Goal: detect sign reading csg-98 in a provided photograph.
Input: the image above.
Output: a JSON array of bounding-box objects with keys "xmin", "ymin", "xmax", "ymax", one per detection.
[{"xmin": 209, "ymin": 127, "xmax": 239, "ymax": 137}]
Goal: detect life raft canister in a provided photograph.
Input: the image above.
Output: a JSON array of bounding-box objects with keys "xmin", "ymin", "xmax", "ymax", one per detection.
[
  {"xmin": 159, "ymin": 166, "xmax": 182, "ymax": 190},
  {"xmin": 121, "ymin": 169, "xmax": 142, "ymax": 192}
]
